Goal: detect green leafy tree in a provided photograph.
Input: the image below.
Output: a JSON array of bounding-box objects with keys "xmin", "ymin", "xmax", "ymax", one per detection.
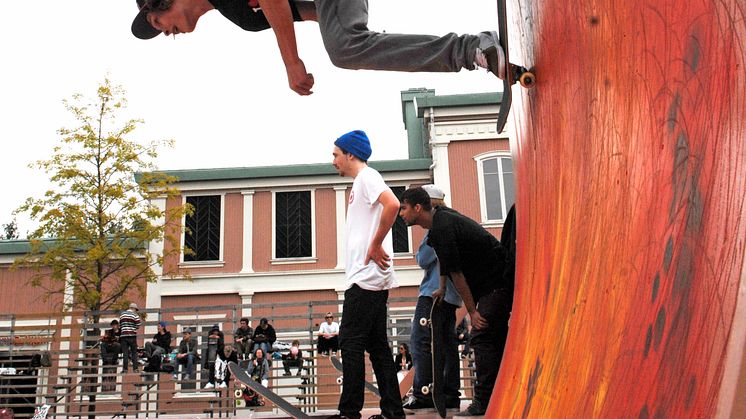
[
  {"xmin": 14, "ymin": 79, "xmax": 189, "ymax": 417},
  {"xmin": 2, "ymin": 219, "xmax": 19, "ymax": 240}
]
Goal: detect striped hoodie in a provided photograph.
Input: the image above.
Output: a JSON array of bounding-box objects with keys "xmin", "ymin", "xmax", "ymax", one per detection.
[{"xmin": 119, "ymin": 309, "xmax": 141, "ymax": 336}]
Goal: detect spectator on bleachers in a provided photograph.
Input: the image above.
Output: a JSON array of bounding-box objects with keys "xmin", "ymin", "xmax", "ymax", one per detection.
[
  {"xmin": 214, "ymin": 344, "xmax": 239, "ymax": 389},
  {"xmin": 251, "ymin": 318, "xmax": 276, "ymax": 355},
  {"xmin": 176, "ymin": 328, "xmax": 200, "ymax": 382},
  {"xmin": 247, "ymin": 347, "xmax": 270, "ymax": 387},
  {"xmin": 100, "ymin": 319, "xmax": 121, "ymax": 365},
  {"xmin": 203, "ymin": 325, "xmax": 225, "ymax": 389},
  {"xmin": 144, "ymin": 321, "xmax": 171, "ymax": 359},
  {"xmin": 143, "ymin": 321, "xmax": 171, "ymax": 372},
  {"xmin": 233, "ymin": 317, "xmax": 253, "ymax": 360},
  {"xmin": 282, "ymin": 339, "xmax": 304, "ymax": 376},
  {"xmin": 395, "ymin": 343, "xmax": 413, "ymax": 372},
  {"xmin": 317, "ymin": 312, "xmax": 340, "ymax": 356},
  {"xmin": 119, "ymin": 303, "xmax": 142, "ymax": 373}
]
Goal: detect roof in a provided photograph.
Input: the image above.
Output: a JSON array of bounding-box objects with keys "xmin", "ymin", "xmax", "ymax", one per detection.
[
  {"xmin": 415, "ymin": 92, "xmax": 502, "ymax": 117},
  {"xmin": 138, "ymin": 158, "xmax": 433, "ymax": 183}
]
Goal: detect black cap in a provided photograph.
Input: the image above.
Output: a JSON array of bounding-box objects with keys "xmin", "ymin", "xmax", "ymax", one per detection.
[{"xmin": 132, "ymin": 0, "xmax": 163, "ymax": 40}]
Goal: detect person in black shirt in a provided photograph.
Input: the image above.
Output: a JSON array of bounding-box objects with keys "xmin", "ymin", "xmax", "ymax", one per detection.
[
  {"xmin": 145, "ymin": 321, "xmax": 172, "ymax": 359},
  {"xmin": 251, "ymin": 318, "xmax": 276, "ymax": 355},
  {"xmin": 399, "ymin": 187, "xmax": 514, "ymax": 417}
]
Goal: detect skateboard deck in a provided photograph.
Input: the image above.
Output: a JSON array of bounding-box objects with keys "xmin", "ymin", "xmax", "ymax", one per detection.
[
  {"xmin": 495, "ymin": 0, "xmax": 536, "ymax": 133},
  {"xmin": 228, "ymin": 361, "xmax": 310, "ymax": 419},
  {"xmin": 329, "ymin": 355, "xmax": 381, "ymax": 397},
  {"xmin": 420, "ymin": 297, "xmax": 447, "ymax": 418}
]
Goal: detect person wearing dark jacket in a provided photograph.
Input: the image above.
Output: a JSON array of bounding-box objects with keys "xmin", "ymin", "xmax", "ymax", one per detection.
[
  {"xmin": 251, "ymin": 318, "xmax": 276, "ymax": 354},
  {"xmin": 234, "ymin": 317, "xmax": 254, "ymax": 360},
  {"xmin": 176, "ymin": 328, "xmax": 200, "ymax": 381},
  {"xmin": 144, "ymin": 321, "xmax": 172, "ymax": 358}
]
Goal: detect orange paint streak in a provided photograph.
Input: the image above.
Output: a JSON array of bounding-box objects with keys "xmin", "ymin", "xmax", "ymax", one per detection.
[{"xmin": 487, "ymin": 0, "xmax": 746, "ymax": 417}]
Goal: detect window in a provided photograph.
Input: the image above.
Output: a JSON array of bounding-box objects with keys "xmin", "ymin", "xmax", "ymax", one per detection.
[
  {"xmin": 275, "ymin": 191, "xmax": 313, "ymax": 259},
  {"xmin": 475, "ymin": 153, "xmax": 515, "ymax": 224},
  {"xmin": 184, "ymin": 195, "xmax": 221, "ymax": 262},
  {"xmin": 390, "ymin": 186, "xmax": 410, "ymax": 254}
]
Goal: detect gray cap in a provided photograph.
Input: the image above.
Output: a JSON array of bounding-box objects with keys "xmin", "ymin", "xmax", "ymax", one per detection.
[
  {"xmin": 183, "ymin": 327, "xmax": 192, "ymax": 334},
  {"xmin": 421, "ymin": 184, "xmax": 445, "ymax": 200},
  {"xmin": 129, "ymin": 303, "xmax": 139, "ymax": 310}
]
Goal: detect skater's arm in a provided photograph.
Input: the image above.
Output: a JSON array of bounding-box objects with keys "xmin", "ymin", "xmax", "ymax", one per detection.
[
  {"xmin": 450, "ymin": 271, "xmax": 487, "ymax": 330},
  {"xmin": 257, "ymin": 0, "xmax": 314, "ymax": 95},
  {"xmin": 365, "ymin": 189, "xmax": 400, "ymax": 269}
]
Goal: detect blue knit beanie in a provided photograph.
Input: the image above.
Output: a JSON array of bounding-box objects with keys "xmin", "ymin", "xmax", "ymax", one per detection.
[{"xmin": 334, "ymin": 130, "xmax": 372, "ymax": 161}]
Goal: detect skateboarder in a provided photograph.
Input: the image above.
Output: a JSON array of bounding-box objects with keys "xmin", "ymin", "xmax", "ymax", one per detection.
[
  {"xmin": 402, "ymin": 184, "xmax": 463, "ymax": 412},
  {"xmin": 398, "ymin": 187, "xmax": 514, "ymax": 417},
  {"xmin": 328, "ymin": 130, "xmax": 405, "ymax": 419},
  {"xmin": 130, "ymin": 0, "xmax": 506, "ymax": 96}
]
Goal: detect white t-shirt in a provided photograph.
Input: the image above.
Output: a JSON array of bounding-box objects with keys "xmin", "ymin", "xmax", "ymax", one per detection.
[
  {"xmin": 344, "ymin": 166, "xmax": 398, "ymax": 291},
  {"xmin": 318, "ymin": 321, "xmax": 339, "ymax": 335}
]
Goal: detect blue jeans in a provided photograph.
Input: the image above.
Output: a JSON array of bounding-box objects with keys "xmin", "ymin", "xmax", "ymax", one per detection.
[
  {"xmin": 338, "ymin": 285, "xmax": 405, "ymax": 419},
  {"xmin": 177, "ymin": 353, "xmax": 197, "ymax": 379},
  {"xmin": 410, "ymin": 296, "xmax": 461, "ymax": 403},
  {"xmin": 315, "ymin": 0, "xmax": 480, "ymax": 72},
  {"xmin": 252, "ymin": 342, "xmax": 270, "ymax": 355}
]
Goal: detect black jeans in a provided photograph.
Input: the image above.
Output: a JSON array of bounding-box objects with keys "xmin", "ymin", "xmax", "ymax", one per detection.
[
  {"xmin": 120, "ymin": 336, "xmax": 139, "ymax": 371},
  {"xmin": 470, "ymin": 288, "xmax": 513, "ymax": 406},
  {"xmin": 338, "ymin": 285, "xmax": 405, "ymax": 419}
]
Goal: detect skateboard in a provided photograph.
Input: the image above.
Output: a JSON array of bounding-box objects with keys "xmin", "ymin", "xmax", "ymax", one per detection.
[
  {"xmin": 495, "ymin": 0, "xmax": 536, "ymax": 133},
  {"xmin": 329, "ymin": 355, "xmax": 381, "ymax": 397},
  {"xmin": 418, "ymin": 297, "xmax": 447, "ymax": 418},
  {"xmin": 228, "ymin": 362, "xmax": 310, "ymax": 419}
]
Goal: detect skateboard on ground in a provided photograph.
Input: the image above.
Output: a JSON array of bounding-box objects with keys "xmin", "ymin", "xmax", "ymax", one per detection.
[
  {"xmin": 329, "ymin": 354, "xmax": 381, "ymax": 397},
  {"xmin": 418, "ymin": 297, "xmax": 447, "ymax": 418},
  {"xmin": 228, "ymin": 361, "xmax": 311, "ymax": 419},
  {"xmin": 495, "ymin": 0, "xmax": 536, "ymax": 133}
]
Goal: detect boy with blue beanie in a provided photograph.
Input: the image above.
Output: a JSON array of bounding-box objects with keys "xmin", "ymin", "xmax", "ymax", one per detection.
[{"xmin": 330, "ymin": 130, "xmax": 405, "ymax": 419}]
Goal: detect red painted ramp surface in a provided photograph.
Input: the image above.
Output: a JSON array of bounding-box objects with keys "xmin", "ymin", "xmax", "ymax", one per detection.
[{"xmin": 487, "ymin": 0, "xmax": 746, "ymax": 418}]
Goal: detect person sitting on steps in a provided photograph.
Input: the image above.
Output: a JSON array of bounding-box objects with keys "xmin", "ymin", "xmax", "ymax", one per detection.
[{"xmin": 282, "ymin": 339, "xmax": 305, "ymax": 376}]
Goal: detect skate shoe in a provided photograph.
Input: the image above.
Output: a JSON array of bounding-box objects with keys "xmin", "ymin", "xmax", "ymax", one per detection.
[{"xmin": 474, "ymin": 31, "xmax": 506, "ymax": 80}]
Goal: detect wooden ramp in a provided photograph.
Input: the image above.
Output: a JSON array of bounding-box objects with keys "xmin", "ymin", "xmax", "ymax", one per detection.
[{"xmin": 487, "ymin": 0, "xmax": 746, "ymax": 417}]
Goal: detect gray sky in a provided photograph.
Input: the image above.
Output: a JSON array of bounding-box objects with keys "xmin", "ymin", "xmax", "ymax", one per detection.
[{"xmin": 1, "ymin": 0, "xmax": 500, "ymax": 235}]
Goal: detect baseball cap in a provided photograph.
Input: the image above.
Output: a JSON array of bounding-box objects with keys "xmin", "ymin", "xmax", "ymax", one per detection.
[
  {"xmin": 183, "ymin": 327, "xmax": 192, "ymax": 333},
  {"xmin": 421, "ymin": 184, "xmax": 445, "ymax": 200},
  {"xmin": 131, "ymin": 0, "xmax": 167, "ymax": 40},
  {"xmin": 129, "ymin": 303, "xmax": 139, "ymax": 310}
]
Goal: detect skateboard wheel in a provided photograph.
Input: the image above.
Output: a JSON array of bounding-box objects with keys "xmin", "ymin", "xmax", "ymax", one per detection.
[
  {"xmin": 519, "ymin": 71, "xmax": 536, "ymax": 88},
  {"xmin": 234, "ymin": 389, "xmax": 242, "ymax": 398},
  {"xmin": 419, "ymin": 317, "xmax": 428, "ymax": 327},
  {"xmin": 421, "ymin": 385, "xmax": 430, "ymax": 395},
  {"xmin": 336, "ymin": 376, "xmax": 343, "ymax": 385}
]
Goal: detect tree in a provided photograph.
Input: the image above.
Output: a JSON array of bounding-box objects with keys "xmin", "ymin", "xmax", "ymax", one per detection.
[
  {"xmin": 2, "ymin": 219, "xmax": 19, "ymax": 240},
  {"xmin": 14, "ymin": 79, "xmax": 189, "ymax": 417}
]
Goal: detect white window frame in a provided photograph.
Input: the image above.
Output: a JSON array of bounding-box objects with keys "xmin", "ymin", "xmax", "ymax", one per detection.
[
  {"xmin": 474, "ymin": 151, "xmax": 514, "ymax": 227},
  {"xmin": 271, "ymin": 188, "xmax": 317, "ymax": 264},
  {"xmin": 179, "ymin": 193, "xmax": 225, "ymax": 267}
]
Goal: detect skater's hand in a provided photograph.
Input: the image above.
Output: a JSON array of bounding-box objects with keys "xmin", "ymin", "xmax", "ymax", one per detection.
[
  {"xmin": 285, "ymin": 60, "xmax": 314, "ymax": 96},
  {"xmin": 365, "ymin": 244, "xmax": 391, "ymax": 270},
  {"xmin": 431, "ymin": 288, "xmax": 445, "ymax": 300},
  {"xmin": 470, "ymin": 311, "xmax": 488, "ymax": 330}
]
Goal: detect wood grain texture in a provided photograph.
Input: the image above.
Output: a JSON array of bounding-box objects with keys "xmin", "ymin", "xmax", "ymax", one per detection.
[{"xmin": 487, "ymin": 0, "xmax": 746, "ymax": 417}]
